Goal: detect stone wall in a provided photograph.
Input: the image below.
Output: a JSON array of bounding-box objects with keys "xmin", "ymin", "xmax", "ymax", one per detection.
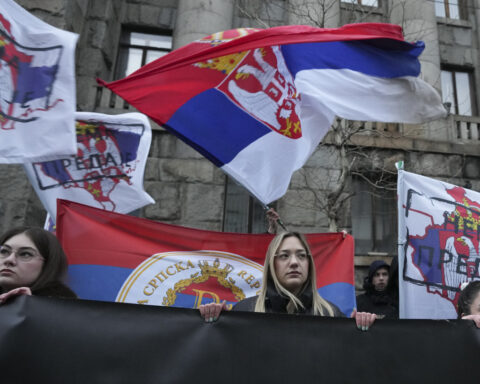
[{"xmin": 1, "ymin": 0, "xmax": 480, "ymax": 292}]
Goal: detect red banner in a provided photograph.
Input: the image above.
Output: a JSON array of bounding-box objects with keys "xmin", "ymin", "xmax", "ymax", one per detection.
[{"xmin": 57, "ymin": 199, "xmax": 355, "ymax": 314}]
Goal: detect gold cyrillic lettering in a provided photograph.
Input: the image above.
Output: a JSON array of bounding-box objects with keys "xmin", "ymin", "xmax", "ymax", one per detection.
[
  {"xmin": 175, "ymin": 262, "xmax": 186, "ymax": 272},
  {"xmin": 166, "ymin": 265, "xmax": 176, "ymax": 276},
  {"xmin": 143, "ymin": 286, "xmax": 154, "ymax": 296},
  {"xmin": 192, "ymin": 289, "xmax": 220, "ymax": 308}
]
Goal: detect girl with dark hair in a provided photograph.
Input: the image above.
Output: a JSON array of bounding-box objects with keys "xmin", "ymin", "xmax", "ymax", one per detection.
[
  {"xmin": 0, "ymin": 226, "xmax": 76, "ymax": 303},
  {"xmin": 457, "ymin": 281, "xmax": 480, "ymax": 328},
  {"xmin": 200, "ymin": 232, "xmax": 376, "ymax": 330}
]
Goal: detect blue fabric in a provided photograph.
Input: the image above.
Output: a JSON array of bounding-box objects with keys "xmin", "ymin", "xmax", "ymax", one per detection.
[
  {"xmin": 166, "ymin": 88, "xmax": 271, "ymax": 166},
  {"xmin": 68, "ymin": 265, "xmax": 133, "ymax": 302},
  {"xmin": 282, "ymin": 39, "xmax": 424, "ymax": 78}
]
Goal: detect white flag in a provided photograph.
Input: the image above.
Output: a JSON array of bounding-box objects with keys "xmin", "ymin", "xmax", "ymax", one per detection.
[
  {"xmin": 24, "ymin": 112, "xmax": 154, "ymax": 221},
  {"xmin": 0, "ymin": 0, "xmax": 78, "ymax": 163},
  {"xmin": 397, "ymin": 170, "xmax": 480, "ymax": 319}
]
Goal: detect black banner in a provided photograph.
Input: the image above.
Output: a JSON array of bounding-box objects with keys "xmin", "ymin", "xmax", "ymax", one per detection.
[{"xmin": 0, "ymin": 296, "xmax": 478, "ymax": 383}]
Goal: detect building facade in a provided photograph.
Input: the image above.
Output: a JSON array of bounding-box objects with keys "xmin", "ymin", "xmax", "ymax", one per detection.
[{"xmin": 1, "ymin": 0, "xmax": 480, "ymax": 287}]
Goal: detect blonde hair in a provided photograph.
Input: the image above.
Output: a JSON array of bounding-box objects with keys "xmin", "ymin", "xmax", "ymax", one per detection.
[{"xmin": 254, "ymin": 232, "xmax": 335, "ymax": 316}]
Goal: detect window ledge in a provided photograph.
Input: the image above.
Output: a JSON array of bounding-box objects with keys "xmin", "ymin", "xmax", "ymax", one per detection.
[
  {"xmin": 340, "ymin": 3, "xmax": 385, "ymax": 16},
  {"xmin": 436, "ymin": 17, "xmax": 472, "ymax": 28}
]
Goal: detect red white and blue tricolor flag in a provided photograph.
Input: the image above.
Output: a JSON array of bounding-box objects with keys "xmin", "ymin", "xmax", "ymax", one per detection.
[
  {"xmin": 57, "ymin": 200, "xmax": 356, "ymax": 316},
  {"xmin": 99, "ymin": 24, "xmax": 446, "ymax": 205},
  {"xmin": 24, "ymin": 112, "xmax": 154, "ymax": 222},
  {"xmin": 0, "ymin": 0, "xmax": 78, "ymax": 163}
]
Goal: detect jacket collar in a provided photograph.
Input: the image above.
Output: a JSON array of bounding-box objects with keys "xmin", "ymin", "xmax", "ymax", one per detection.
[{"xmin": 265, "ymin": 278, "xmax": 313, "ymax": 313}]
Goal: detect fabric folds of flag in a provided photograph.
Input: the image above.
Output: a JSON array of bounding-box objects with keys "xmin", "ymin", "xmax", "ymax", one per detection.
[
  {"xmin": 0, "ymin": 0, "xmax": 78, "ymax": 163},
  {"xmin": 397, "ymin": 170, "xmax": 480, "ymax": 319},
  {"xmin": 57, "ymin": 199, "xmax": 356, "ymax": 316},
  {"xmin": 99, "ymin": 23, "xmax": 446, "ymax": 205},
  {"xmin": 24, "ymin": 112, "xmax": 154, "ymax": 222}
]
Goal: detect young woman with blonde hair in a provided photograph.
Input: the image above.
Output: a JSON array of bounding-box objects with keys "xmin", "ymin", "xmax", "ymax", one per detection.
[{"xmin": 200, "ymin": 231, "xmax": 376, "ymax": 330}]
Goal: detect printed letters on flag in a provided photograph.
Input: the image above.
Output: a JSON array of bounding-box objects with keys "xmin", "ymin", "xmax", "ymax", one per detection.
[
  {"xmin": 24, "ymin": 112, "xmax": 154, "ymax": 221},
  {"xmin": 56, "ymin": 200, "xmax": 356, "ymax": 316},
  {"xmin": 0, "ymin": 0, "xmax": 78, "ymax": 163},
  {"xmin": 397, "ymin": 170, "xmax": 480, "ymax": 319},
  {"xmin": 99, "ymin": 23, "xmax": 446, "ymax": 205}
]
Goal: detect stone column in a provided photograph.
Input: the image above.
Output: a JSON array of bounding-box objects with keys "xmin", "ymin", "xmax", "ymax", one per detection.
[
  {"xmin": 287, "ymin": 0, "xmax": 340, "ymax": 27},
  {"xmin": 390, "ymin": 0, "xmax": 448, "ymax": 141},
  {"xmin": 389, "ymin": 0, "xmax": 441, "ymax": 92},
  {"xmin": 475, "ymin": 0, "xmax": 480, "ymax": 114},
  {"xmin": 173, "ymin": 0, "xmax": 235, "ymax": 49}
]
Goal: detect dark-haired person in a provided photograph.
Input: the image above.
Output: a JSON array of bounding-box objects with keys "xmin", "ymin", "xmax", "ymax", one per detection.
[
  {"xmin": 0, "ymin": 226, "xmax": 76, "ymax": 303},
  {"xmin": 356, "ymin": 260, "xmax": 398, "ymax": 319},
  {"xmin": 457, "ymin": 281, "xmax": 480, "ymax": 328},
  {"xmin": 200, "ymin": 232, "xmax": 376, "ymax": 331}
]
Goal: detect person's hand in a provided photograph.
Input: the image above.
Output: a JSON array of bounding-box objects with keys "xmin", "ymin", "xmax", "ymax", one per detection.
[
  {"xmin": 266, "ymin": 208, "xmax": 280, "ymax": 234},
  {"xmin": 0, "ymin": 287, "xmax": 32, "ymax": 304},
  {"xmin": 351, "ymin": 309, "xmax": 376, "ymax": 331},
  {"xmin": 199, "ymin": 300, "xmax": 227, "ymax": 323},
  {"xmin": 462, "ymin": 314, "xmax": 480, "ymax": 328}
]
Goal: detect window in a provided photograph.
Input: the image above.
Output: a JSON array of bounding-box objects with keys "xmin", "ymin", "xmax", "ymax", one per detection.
[
  {"xmin": 351, "ymin": 176, "xmax": 397, "ymax": 255},
  {"xmin": 115, "ymin": 30, "xmax": 172, "ymax": 79},
  {"xmin": 441, "ymin": 68, "xmax": 475, "ymax": 116},
  {"xmin": 434, "ymin": 0, "xmax": 466, "ymax": 19},
  {"xmin": 341, "ymin": 0, "xmax": 379, "ymax": 6},
  {"xmin": 223, "ymin": 177, "xmax": 270, "ymax": 233}
]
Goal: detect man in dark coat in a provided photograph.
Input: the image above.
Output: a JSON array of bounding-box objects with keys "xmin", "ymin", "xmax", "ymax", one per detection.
[{"xmin": 356, "ymin": 260, "xmax": 398, "ymax": 319}]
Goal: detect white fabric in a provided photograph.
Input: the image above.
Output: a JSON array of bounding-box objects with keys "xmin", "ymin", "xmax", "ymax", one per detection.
[
  {"xmin": 0, "ymin": 0, "xmax": 78, "ymax": 163},
  {"xmin": 24, "ymin": 112, "xmax": 154, "ymax": 222},
  {"xmin": 398, "ymin": 170, "xmax": 480, "ymax": 319},
  {"xmin": 224, "ymin": 66, "xmax": 446, "ymax": 205}
]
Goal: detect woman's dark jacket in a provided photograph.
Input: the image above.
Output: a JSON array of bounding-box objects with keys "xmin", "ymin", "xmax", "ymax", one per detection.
[
  {"xmin": 233, "ymin": 281, "xmax": 344, "ymax": 317},
  {"xmin": 32, "ymin": 281, "xmax": 77, "ymax": 299}
]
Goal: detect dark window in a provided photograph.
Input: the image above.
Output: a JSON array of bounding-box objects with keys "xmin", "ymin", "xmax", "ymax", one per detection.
[
  {"xmin": 223, "ymin": 177, "xmax": 270, "ymax": 233},
  {"xmin": 342, "ymin": 0, "xmax": 379, "ymax": 6},
  {"xmin": 434, "ymin": 0, "xmax": 467, "ymax": 19},
  {"xmin": 441, "ymin": 68, "xmax": 475, "ymax": 116},
  {"xmin": 351, "ymin": 176, "xmax": 397, "ymax": 255},
  {"xmin": 115, "ymin": 30, "xmax": 172, "ymax": 79}
]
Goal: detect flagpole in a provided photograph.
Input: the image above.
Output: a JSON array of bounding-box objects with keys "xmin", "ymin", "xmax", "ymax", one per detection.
[{"xmin": 263, "ymin": 204, "xmax": 288, "ymax": 232}]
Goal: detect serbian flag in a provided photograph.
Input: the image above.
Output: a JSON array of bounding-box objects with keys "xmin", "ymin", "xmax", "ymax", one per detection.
[
  {"xmin": 57, "ymin": 200, "xmax": 356, "ymax": 316},
  {"xmin": 397, "ymin": 168, "xmax": 480, "ymax": 319},
  {"xmin": 98, "ymin": 23, "xmax": 446, "ymax": 205},
  {"xmin": 23, "ymin": 112, "xmax": 154, "ymax": 222},
  {"xmin": 0, "ymin": 0, "xmax": 78, "ymax": 163}
]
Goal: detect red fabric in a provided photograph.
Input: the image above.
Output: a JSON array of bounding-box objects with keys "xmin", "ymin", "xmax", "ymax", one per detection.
[
  {"xmin": 56, "ymin": 199, "xmax": 354, "ymax": 287},
  {"xmin": 97, "ymin": 23, "xmax": 406, "ymax": 127}
]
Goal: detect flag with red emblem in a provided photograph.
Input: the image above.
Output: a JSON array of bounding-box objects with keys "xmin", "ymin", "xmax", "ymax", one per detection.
[
  {"xmin": 99, "ymin": 24, "xmax": 446, "ymax": 205},
  {"xmin": 57, "ymin": 199, "xmax": 355, "ymax": 316}
]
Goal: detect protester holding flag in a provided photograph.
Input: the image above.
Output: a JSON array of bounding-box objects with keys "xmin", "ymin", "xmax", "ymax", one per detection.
[
  {"xmin": 457, "ymin": 281, "xmax": 480, "ymax": 328},
  {"xmin": 200, "ymin": 232, "xmax": 376, "ymax": 331},
  {"xmin": 0, "ymin": 227, "xmax": 76, "ymax": 304}
]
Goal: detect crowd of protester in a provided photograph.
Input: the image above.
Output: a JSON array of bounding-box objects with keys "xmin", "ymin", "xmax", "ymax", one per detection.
[{"xmin": 1, "ymin": 213, "xmax": 479, "ymax": 329}]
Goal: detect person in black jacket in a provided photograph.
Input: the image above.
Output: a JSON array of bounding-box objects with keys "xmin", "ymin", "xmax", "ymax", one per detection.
[
  {"xmin": 200, "ymin": 231, "xmax": 376, "ymax": 330},
  {"xmin": 356, "ymin": 260, "xmax": 398, "ymax": 319},
  {"xmin": 0, "ymin": 226, "xmax": 76, "ymax": 303}
]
